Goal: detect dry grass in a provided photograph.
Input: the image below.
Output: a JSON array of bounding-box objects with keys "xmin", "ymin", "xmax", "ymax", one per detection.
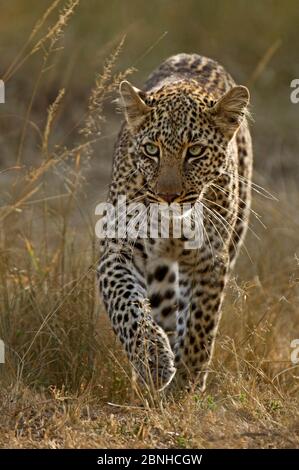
[{"xmin": 0, "ymin": 1, "xmax": 299, "ymax": 449}]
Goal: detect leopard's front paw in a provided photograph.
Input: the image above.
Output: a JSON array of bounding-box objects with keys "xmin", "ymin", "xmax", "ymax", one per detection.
[{"xmin": 131, "ymin": 319, "xmax": 176, "ymax": 391}]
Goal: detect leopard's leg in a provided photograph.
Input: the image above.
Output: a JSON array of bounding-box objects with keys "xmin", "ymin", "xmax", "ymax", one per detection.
[
  {"xmin": 97, "ymin": 242, "xmax": 176, "ymax": 390},
  {"xmin": 174, "ymin": 251, "xmax": 228, "ymax": 391},
  {"xmin": 146, "ymin": 258, "xmax": 180, "ymax": 350},
  {"xmin": 173, "ymin": 171, "xmax": 237, "ymax": 389}
]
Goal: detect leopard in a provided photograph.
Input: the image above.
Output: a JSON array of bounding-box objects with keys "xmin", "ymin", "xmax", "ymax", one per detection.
[{"xmin": 97, "ymin": 53, "xmax": 252, "ymax": 391}]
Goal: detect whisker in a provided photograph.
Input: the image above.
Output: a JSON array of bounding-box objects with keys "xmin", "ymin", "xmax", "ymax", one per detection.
[
  {"xmin": 201, "ymin": 201, "xmax": 239, "ymax": 255},
  {"xmin": 201, "ymin": 203, "xmax": 228, "ymax": 252},
  {"xmin": 202, "ymin": 196, "xmax": 260, "ymax": 241},
  {"xmin": 211, "ymin": 182, "xmax": 267, "ymax": 229},
  {"xmin": 223, "ymin": 169, "xmax": 278, "ymax": 201},
  {"xmin": 201, "ymin": 199, "xmax": 253, "ymax": 264},
  {"xmin": 192, "ymin": 203, "xmax": 215, "ymax": 259}
]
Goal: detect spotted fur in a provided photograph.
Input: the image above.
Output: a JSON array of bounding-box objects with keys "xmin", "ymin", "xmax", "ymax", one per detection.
[{"xmin": 97, "ymin": 53, "xmax": 252, "ymax": 390}]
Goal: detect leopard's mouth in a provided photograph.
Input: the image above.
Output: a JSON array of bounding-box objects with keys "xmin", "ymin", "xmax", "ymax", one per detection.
[
  {"xmin": 176, "ymin": 192, "xmax": 200, "ymax": 204},
  {"xmin": 145, "ymin": 190, "xmax": 199, "ymax": 206}
]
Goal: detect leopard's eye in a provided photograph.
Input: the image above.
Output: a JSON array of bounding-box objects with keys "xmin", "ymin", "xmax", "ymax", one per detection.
[
  {"xmin": 143, "ymin": 143, "xmax": 160, "ymax": 158},
  {"xmin": 186, "ymin": 144, "xmax": 207, "ymax": 159}
]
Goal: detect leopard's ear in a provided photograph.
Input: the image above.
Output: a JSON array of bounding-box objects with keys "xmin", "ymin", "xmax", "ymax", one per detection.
[
  {"xmin": 119, "ymin": 81, "xmax": 151, "ymax": 131},
  {"xmin": 212, "ymin": 85, "xmax": 250, "ymax": 138}
]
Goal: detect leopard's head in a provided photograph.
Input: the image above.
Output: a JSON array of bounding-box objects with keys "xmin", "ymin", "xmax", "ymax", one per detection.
[{"xmin": 119, "ymin": 80, "xmax": 249, "ymax": 204}]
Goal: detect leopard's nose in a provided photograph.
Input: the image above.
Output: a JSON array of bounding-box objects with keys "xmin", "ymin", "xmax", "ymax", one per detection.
[{"xmin": 157, "ymin": 193, "xmax": 180, "ymax": 203}]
